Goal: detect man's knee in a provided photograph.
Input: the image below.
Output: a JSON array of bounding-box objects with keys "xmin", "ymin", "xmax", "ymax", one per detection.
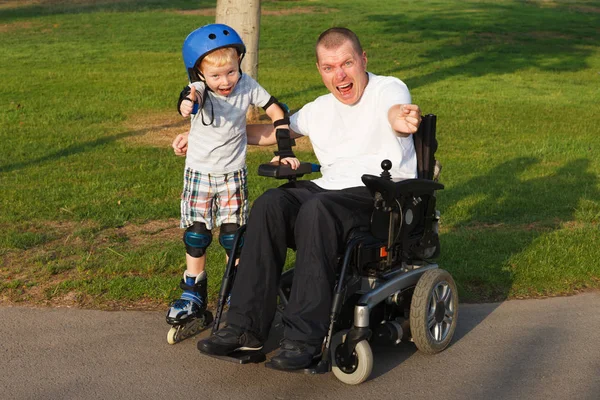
[
  {"xmin": 252, "ymin": 188, "xmax": 288, "ymax": 213},
  {"xmin": 295, "ymin": 195, "xmax": 349, "ymax": 246},
  {"xmin": 183, "ymin": 222, "xmax": 212, "ymax": 258},
  {"xmin": 298, "ymin": 195, "xmax": 333, "ymax": 218}
]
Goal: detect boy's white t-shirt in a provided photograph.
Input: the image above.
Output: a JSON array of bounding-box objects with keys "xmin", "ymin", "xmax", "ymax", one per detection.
[
  {"xmin": 290, "ymin": 72, "xmax": 417, "ymax": 190},
  {"xmin": 185, "ymin": 74, "xmax": 272, "ymax": 174}
]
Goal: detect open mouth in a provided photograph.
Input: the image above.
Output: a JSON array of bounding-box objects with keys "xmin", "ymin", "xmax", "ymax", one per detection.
[
  {"xmin": 336, "ymin": 82, "xmax": 353, "ymax": 97},
  {"xmin": 219, "ymin": 87, "xmax": 232, "ymax": 95}
]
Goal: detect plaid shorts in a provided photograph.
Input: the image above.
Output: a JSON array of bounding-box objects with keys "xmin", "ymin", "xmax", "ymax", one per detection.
[{"xmin": 180, "ymin": 166, "xmax": 249, "ymax": 230}]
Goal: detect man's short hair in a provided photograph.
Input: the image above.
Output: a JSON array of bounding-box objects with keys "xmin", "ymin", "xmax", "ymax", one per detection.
[{"xmin": 315, "ymin": 27, "xmax": 363, "ymax": 61}]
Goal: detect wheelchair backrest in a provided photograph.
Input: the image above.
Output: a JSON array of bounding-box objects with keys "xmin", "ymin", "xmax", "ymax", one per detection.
[
  {"xmin": 413, "ymin": 114, "xmax": 438, "ymax": 181},
  {"xmin": 361, "ymin": 113, "xmax": 442, "ymax": 266}
]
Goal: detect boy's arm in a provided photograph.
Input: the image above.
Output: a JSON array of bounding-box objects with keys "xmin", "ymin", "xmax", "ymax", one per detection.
[
  {"xmin": 246, "ymin": 123, "xmax": 278, "ymax": 145},
  {"xmin": 172, "ymin": 132, "xmax": 189, "ymax": 156},
  {"xmin": 247, "ymin": 102, "xmax": 302, "ymax": 170},
  {"xmin": 248, "ymin": 101, "xmax": 303, "ymax": 145},
  {"xmin": 178, "ymin": 85, "xmax": 202, "ymax": 117},
  {"xmin": 246, "ymin": 100, "xmax": 286, "ymax": 145},
  {"xmin": 246, "ymin": 123, "xmax": 302, "ymax": 146},
  {"xmin": 246, "ymin": 124, "xmax": 300, "ymax": 169},
  {"xmin": 264, "ymin": 102, "xmax": 289, "ymax": 130}
]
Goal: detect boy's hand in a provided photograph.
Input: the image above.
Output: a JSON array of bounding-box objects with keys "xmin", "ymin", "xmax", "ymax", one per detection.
[
  {"xmin": 172, "ymin": 133, "xmax": 189, "ymax": 157},
  {"xmin": 180, "ymin": 86, "xmax": 197, "ymax": 117},
  {"xmin": 270, "ymin": 156, "xmax": 300, "ymax": 170}
]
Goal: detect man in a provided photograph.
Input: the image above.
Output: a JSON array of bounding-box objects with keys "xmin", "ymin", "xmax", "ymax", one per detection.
[{"xmin": 197, "ymin": 27, "xmax": 422, "ymax": 371}]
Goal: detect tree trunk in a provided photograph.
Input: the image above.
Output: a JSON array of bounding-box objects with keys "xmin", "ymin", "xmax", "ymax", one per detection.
[{"xmin": 216, "ymin": 0, "xmax": 261, "ymax": 122}]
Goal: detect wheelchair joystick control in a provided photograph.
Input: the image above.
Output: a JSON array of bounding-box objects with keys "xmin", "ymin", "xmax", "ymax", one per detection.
[{"xmin": 380, "ymin": 160, "xmax": 392, "ymax": 181}]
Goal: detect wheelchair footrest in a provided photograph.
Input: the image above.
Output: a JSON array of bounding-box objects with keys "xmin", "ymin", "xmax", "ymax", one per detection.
[
  {"xmin": 203, "ymin": 350, "xmax": 266, "ymax": 364},
  {"xmin": 264, "ymin": 359, "xmax": 330, "ymax": 375}
]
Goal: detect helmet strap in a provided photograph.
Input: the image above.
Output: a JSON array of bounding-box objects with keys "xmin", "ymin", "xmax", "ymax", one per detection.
[
  {"xmin": 200, "ymin": 86, "xmax": 215, "ymax": 126},
  {"xmin": 238, "ymin": 53, "xmax": 245, "ymax": 74}
]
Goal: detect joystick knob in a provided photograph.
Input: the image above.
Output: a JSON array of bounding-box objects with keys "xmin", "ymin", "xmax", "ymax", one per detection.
[{"xmin": 380, "ymin": 159, "xmax": 392, "ymax": 180}]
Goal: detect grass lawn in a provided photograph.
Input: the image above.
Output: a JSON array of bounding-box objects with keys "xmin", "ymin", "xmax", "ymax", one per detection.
[{"xmin": 1, "ymin": 0, "xmax": 598, "ymax": 309}]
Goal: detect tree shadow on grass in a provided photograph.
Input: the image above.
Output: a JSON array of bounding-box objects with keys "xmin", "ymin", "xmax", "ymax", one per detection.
[
  {"xmin": 0, "ymin": 121, "xmax": 184, "ymax": 174},
  {"xmin": 367, "ymin": 2, "xmax": 598, "ymax": 90},
  {"xmin": 439, "ymin": 157, "xmax": 599, "ymax": 303},
  {"xmin": 275, "ymin": 2, "xmax": 598, "ymax": 101},
  {"xmin": 0, "ymin": 0, "xmax": 214, "ymax": 22}
]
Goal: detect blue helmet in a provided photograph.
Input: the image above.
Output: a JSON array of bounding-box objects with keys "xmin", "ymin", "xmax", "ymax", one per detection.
[{"xmin": 182, "ymin": 23, "xmax": 246, "ymax": 82}]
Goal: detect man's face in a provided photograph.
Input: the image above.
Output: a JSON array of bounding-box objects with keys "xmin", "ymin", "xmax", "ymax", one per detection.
[
  {"xmin": 316, "ymin": 40, "xmax": 368, "ymax": 106},
  {"xmin": 200, "ymin": 58, "xmax": 240, "ymax": 96}
]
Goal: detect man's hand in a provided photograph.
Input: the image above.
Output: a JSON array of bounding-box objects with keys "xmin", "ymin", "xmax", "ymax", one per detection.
[
  {"xmin": 172, "ymin": 132, "xmax": 189, "ymax": 157},
  {"xmin": 389, "ymin": 104, "xmax": 422, "ymax": 137},
  {"xmin": 270, "ymin": 156, "xmax": 300, "ymax": 170},
  {"xmin": 180, "ymin": 86, "xmax": 197, "ymax": 118}
]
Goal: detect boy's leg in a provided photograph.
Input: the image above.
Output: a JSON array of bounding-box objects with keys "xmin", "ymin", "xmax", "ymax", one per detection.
[
  {"xmin": 185, "ymin": 253, "xmax": 206, "ymax": 275},
  {"xmin": 168, "ymin": 167, "xmax": 214, "ymax": 325},
  {"xmin": 180, "ymin": 165, "xmax": 215, "ymax": 273},
  {"xmin": 166, "ymin": 270, "xmax": 208, "ymax": 326},
  {"xmin": 167, "ymin": 221, "xmax": 212, "ymax": 325},
  {"xmin": 214, "ymin": 167, "xmax": 249, "ymax": 264}
]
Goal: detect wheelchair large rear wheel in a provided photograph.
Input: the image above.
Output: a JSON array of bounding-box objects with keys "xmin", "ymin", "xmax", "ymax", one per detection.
[
  {"xmin": 331, "ymin": 330, "xmax": 373, "ymax": 385},
  {"xmin": 409, "ymin": 268, "xmax": 458, "ymax": 354}
]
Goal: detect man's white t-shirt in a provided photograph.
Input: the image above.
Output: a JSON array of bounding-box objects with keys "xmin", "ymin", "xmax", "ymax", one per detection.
[
  {"xmin": 186, "ymin": 74, "xmax": 272, "ymax": 174},
  {"xmin": 290, "ymin": 72, "xmax": 417, "ymax": 190}
]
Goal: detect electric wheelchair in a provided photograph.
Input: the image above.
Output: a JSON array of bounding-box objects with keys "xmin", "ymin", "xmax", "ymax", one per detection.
[{"xmin": 208, "ymin": 114, "xmax": 458, "ymax": 385}]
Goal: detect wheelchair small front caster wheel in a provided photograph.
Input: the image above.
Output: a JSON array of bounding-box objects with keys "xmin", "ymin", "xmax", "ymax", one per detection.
[
  {"xmin": 330, "ymin": 330, "xmax": 373, "ymax": 385},
  {"xmin": 410, "ymin": 268, "xmax": 458, "ymax": 354}
]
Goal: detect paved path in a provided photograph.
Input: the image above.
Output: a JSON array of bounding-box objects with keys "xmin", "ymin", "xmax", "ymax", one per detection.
[{"xmin": 1, "ymin": 292, "xmax": 599, "ymax": 400}]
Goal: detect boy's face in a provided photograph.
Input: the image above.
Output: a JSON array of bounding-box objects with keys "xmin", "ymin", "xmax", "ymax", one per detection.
[
  {"xmin": 316, "ymin": 40, "xmax": 368, "ymax": 106},
  {"xmin": 200, "ymin": 58, "xmax": 240, "ymax": 96}
]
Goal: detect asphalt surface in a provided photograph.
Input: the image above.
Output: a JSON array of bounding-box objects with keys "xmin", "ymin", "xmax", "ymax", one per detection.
[{"xmin": 1, "ymin": 292, "xmax": 599, "ymax": 400}]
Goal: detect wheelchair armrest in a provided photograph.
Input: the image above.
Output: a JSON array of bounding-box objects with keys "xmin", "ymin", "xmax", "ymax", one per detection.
[
  {"xmin": 393, "ymin": 178, "xmax": 444, "ymax": 195},
  {"xmin": 361, "ymin": 174, "xmax": 444, "ymax": 204},
  {"xmin": 258, "ymin": 161, "xmax": 317, "ymax": 179}
]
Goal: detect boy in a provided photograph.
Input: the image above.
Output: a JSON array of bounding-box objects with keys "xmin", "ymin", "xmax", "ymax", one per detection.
[{"xmin": 166, "ymin": 24, "xmax": 297, "ymax": 334}]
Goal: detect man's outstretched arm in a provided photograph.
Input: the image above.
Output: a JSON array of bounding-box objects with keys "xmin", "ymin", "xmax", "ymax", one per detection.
[{"xmin": 388, "ymin": 104, "xmax": 422, "ymax": 137}]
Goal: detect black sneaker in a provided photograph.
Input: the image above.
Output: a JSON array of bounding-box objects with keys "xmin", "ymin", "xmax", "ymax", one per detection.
[
  {"xmin": 197, "ymin": 325, "xmax": 263, "ymax": 356},
  {"xmin": 268, "ymin": 339, "xmax": 322, "ymax": 370}
]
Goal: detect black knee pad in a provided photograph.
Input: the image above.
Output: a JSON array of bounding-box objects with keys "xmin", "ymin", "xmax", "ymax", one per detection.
[
  {"xmin": 219, "ymin": 223, "xmax": 243, "ymax": 257},
  {"xmin": 183, "ymin": 222, "xmax": 212, "ymax": 258}
]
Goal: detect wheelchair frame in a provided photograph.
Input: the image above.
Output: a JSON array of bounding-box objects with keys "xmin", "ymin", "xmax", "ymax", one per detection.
[{"xmin": 208, "ymin": 114, "xmax": 458, "ymax": 384}]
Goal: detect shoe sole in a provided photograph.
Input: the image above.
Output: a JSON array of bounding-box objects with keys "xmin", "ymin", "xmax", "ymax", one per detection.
[
  {"xmin": 238, "ymin": 345, "xmax": 263, "ymax": 351},
  {"xmin": 197, "ymin": 342, "xmax": 263, "ymax": 356},
  {"xmin": 267, "ymin": 352, "xmax": 322, "ymax": 371}
]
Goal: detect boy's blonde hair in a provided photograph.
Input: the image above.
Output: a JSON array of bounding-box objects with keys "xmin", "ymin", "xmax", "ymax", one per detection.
[{"xmin": 199, "ymin": 47, "xmax": 239, "ymax": 71}]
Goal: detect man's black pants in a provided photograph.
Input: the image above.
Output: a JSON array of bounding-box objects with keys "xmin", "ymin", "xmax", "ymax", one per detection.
[{"xmin": 226, "ymin": 180, "xmax": 373, "ymax": 344}]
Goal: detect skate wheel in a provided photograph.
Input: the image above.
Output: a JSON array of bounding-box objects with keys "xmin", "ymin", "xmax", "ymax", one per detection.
[
  {"xmin": 167, "ymin": 326, "xmax": 179, "ymax": 345},
  {"xmin": 203, "ymin": 311, "xmax": 214, "ymax": 326}
]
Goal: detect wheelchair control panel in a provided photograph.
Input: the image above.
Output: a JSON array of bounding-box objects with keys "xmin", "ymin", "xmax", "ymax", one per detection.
[
  {"xmin": 257, "ymin": 127, "xmax": 320, "ymax": 180},
  {"xmin": 258, "ymin": 160, "xmax": 317, "ymax": 180}
]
